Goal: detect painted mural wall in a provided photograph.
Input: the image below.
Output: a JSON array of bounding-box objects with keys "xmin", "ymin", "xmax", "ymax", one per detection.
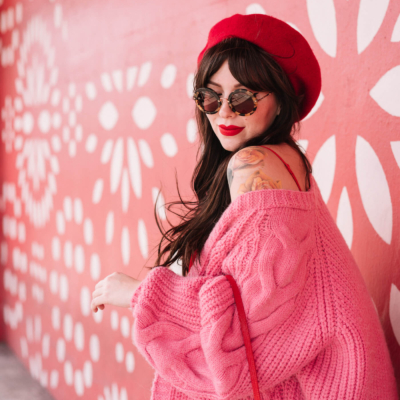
[{"xmin": 1, "ymin": 0, "xmax": 400, "ymax": 398}]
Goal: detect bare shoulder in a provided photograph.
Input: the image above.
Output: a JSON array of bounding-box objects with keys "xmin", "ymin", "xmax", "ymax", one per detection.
[{"xmin": 227, "ymin": 144, "xmax": 306, "ymax": 203}]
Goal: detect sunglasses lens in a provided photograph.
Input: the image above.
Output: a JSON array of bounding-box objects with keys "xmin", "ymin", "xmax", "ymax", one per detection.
[
  {"xmin": 196, "ymin": 89, "xmax": 219, "ymax": 113},
  {"xmin": 231, "ymin": 92, "xmax": 255, "ymax": 114}
]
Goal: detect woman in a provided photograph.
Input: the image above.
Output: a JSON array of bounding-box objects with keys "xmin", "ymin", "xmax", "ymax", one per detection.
[{"xmin": 91, "ymin": 14, "xmax": 398, "ymax": 399}]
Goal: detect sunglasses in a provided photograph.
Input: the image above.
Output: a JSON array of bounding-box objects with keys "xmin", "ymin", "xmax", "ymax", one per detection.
[{"xmin": 193, "ymin": 87, "xmax": 271, "ymax": 116}]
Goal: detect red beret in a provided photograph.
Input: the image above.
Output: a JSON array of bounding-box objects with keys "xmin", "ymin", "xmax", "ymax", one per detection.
[{"xmin": 197, "ymin": 14, "xmax": 321, "ymax": 121}]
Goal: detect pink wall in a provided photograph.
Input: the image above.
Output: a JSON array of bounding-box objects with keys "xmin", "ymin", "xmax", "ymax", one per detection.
[{"xmin": 1, "ymin": 0, "xmax": 400, "ymax": 398}]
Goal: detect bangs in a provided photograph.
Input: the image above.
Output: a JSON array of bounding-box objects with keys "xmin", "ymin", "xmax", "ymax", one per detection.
[{"xmin": 196, "ymin": 37, "xmax": 279, "ymax": 93}]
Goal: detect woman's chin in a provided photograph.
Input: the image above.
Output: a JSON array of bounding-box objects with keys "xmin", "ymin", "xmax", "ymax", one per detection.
[
  {"xmin": 222, "ymin": 143, "xmax": 240, "ymax": 152},
  {"xmin": 218, "ymin": 135, "xmax": 242, "ymax": 152}
]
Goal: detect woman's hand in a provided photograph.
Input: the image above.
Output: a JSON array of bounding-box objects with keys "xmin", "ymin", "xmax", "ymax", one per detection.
[{"xmin": 91, "ymin": 272, "xmax": 141, "ymax": 312}]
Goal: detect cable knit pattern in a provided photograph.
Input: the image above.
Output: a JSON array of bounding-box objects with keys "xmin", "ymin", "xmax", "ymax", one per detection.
[{"xmin": 131, "ymin": 174, "xmax": 398, "ymax": 400}]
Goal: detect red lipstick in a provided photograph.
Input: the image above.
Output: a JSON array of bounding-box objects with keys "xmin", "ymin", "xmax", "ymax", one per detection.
[{"xmin": 218, "ymin": 125, "xmax": 245, "ymax": 136}]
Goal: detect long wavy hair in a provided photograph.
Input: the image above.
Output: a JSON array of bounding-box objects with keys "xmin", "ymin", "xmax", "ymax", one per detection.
[{"xmin": 151, "ymin": 37, "xmax": 312, "ymax": 276}]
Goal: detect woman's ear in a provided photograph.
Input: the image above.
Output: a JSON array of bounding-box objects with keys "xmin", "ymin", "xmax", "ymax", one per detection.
[{"xmin": 277, "ymin": 105, "xmax": 281, "ymax": 116}]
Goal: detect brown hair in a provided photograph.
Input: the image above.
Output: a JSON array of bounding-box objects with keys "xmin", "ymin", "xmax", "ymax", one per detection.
[{"xmin": 152, "ymin": 37, "xmax": 312, "ymax": 276}]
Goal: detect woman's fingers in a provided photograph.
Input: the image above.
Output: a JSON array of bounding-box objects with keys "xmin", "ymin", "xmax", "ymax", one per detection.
[
  {"xmin": 92, "ymin": 276, "xmax": 116, "ymax": 312},
  {"xmin": 92, "ymin": 303, "xmax": 105, "ymax": 313},
  {"xmin": 93, "ymin": 305, "xmax": 105, "ymax": 313},
  {"xmin": 92, "ymin": 272, "xmax": 140, "ymax": 310},
  {"xmin": 92, "ymin": 288, "xmax": 103, "ymax": 299},
  {"xmin": 94, "ymin": 280, "xmax": 104, "ymax": 290},
  {"xmin": 91, "ymin": 295, "xmax": 106, "ymax": 313}
]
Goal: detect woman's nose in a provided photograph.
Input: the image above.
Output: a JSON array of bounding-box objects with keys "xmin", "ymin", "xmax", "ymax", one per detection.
[{"xmin": 218, "ymin": 98, "xmax": 235, "ymax": 118}]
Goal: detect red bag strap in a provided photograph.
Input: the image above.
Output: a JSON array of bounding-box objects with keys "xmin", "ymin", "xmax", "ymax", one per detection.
[
  {"xmin": 225, "ymin": 274, "xmax": 261, "ymax": 400},
  {"xmin": 188, "ymin": 250, "xmax": 197, "ymax": 273},
  {"xmin": 188, "ymin": 257, "xmax": 261, "ymax": 399}
]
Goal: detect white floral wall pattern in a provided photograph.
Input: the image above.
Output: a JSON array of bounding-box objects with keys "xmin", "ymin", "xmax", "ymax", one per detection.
[
  {"xmin": 9, "ymin": 13, "xmax": 66, "ymax": 228},
  {"xmin": 16, "ymin": 137, "xmax": 58, "ymax": 227},
  {"xmin": 0, "ymin": 2, "xmax": 23, "ymax": 68},
  {"xmin": 0, "ymin": 0, "xmax": 399, "ymax": 399},
  {"xmin": 83, "ymin": 62, "xmax": 172, "ymax": 267},
  {"xmin": 1, "ymin": 96, "xmax": 15, "ymax": 152}
]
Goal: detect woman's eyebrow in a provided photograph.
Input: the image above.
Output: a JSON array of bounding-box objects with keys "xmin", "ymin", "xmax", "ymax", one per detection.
[{"xmin": 208, "ymin": 80, "xmax": 245, "ymax": 88}]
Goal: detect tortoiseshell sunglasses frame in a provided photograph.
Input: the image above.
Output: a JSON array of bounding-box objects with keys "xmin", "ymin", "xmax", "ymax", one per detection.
[{"xmin": 193, "ymin": 87, "xmax": 271, "ymax": 116}]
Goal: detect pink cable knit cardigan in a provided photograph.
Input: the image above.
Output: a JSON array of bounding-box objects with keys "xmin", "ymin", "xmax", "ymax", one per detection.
[{"xmin": 131, "ymin": 174, "xmax": 398, "ymax": 400}]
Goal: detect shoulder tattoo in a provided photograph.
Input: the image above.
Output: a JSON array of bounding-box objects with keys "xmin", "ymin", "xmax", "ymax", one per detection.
[{"xmin": 227, "ymin": 146, "xmax": 282, "ymax": 198}]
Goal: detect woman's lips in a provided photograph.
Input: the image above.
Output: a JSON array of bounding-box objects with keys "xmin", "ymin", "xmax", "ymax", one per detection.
[{"xmin": 218, "ymin": 125, "xmax": 245, "ymax": 136}]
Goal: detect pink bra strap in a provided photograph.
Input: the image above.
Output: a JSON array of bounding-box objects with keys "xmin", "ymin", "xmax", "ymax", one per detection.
[{"xmin": 260, "ymin": 145, "xmax": 302, "ymax": 191}]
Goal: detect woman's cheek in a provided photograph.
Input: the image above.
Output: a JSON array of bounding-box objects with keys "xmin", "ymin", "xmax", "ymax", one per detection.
[{"xmin": 207, "ymin": 117, "xmax": 216, "ymax": 133}]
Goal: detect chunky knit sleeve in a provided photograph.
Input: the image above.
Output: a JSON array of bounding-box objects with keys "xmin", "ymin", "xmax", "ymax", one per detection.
[{"xmin": 131, "ymin": 201, "xmax": 331, "ymax": 399}]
